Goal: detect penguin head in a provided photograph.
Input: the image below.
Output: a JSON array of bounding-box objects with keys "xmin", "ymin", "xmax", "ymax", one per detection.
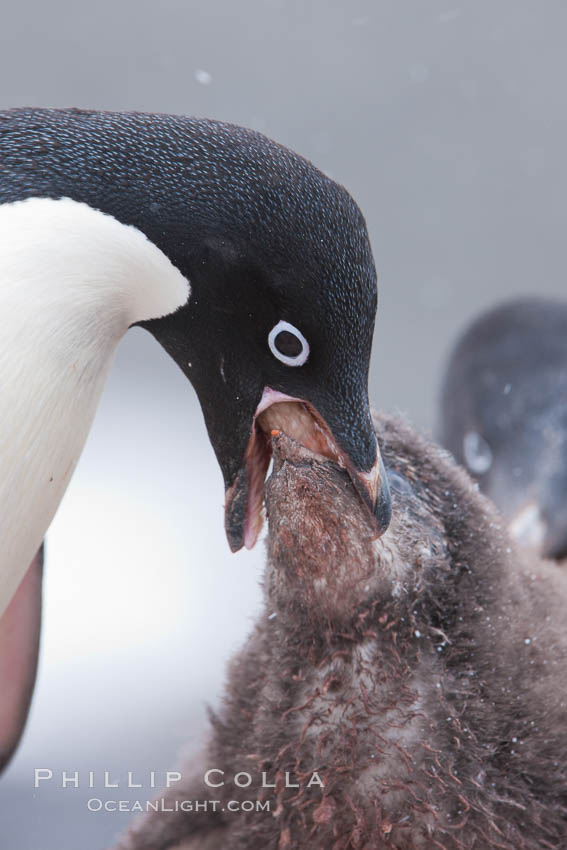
[
  {"xmin": 144, "ymin": 171, "xmax": 390, "ymax": 551},
  {"xmin": 439, "ymin": 298, "xmax": 567, "ymax": 560}
]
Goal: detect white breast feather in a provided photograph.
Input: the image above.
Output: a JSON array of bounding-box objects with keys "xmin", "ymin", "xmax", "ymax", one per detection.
[{"xmin": 0, "ymin": 197, "xmax": 190, "ymax": 616}]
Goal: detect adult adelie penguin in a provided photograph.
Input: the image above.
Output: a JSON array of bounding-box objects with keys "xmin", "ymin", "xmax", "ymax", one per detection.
[
  {"xmin": 438, "ymin": 297, "xmax": 567, "ymax": 560},
  {"xmin": 0, "ymin": 108, "xmax": 391, "ymax": 767}
]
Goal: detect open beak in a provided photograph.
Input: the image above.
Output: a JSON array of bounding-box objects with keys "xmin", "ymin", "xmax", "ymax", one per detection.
[{"xmin": 224, "ymin": 388, "xmax": 391, "ymax": 552}]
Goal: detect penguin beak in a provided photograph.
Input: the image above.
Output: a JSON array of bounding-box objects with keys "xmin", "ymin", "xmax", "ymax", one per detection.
[{"xmin": 224, "ymin": 388, "xmax": 391, "ymax": 552}]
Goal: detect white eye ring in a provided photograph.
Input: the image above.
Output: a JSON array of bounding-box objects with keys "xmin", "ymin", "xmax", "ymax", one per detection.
[{"xmin": 268, "ymin": 320, "xmax": 310, "ymax": 367}]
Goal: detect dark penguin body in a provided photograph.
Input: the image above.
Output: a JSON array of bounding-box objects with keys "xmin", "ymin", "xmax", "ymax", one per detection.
[
  {"xmin": 115, "ymin": 414, "xmax": 567, "ymax": 850},
  {"xmin": 438, "ymin": 298, "xmax": 567, "ymax": 560}
]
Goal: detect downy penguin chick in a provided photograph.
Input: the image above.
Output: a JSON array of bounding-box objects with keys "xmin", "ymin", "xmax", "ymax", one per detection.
[
  {"xmin": 438, "ymin": 297, "xmax": 567, "ymax": 560},
  {"xmin": 114, "ymin": 411, "xmax": 567, "ymax": 850}
]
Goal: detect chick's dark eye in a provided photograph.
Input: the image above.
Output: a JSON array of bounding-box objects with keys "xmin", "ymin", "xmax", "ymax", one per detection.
[{"xmin": 268, "ymin": 320, "xmax": 309, "ymax": 367}]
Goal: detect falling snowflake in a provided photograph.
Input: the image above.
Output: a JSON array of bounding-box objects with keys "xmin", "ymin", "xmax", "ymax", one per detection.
[{"xmin": 195, "ymin": 69, "xmax": 213, "ymax": 85}]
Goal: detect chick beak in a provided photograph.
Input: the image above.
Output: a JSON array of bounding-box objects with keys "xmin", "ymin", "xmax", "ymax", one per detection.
[{"xmin": 224, "ymin": 388, "xmax": 391, "ymax": 552}]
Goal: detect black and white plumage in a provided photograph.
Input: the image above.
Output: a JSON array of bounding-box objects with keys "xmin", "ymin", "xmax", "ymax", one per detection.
[
  {"xmin": 114, "ymin": 414, "xmax": 567, "ymax": 850},
  {"xmin": 439, "ymin": 298, "xmax": 567, "ymax": 560},
  {"xmin": 0, "ymin": 108, "xmax": 391, "ymax": 766}
]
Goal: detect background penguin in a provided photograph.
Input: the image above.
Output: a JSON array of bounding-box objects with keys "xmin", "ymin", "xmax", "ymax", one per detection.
[
  {"xmin": 438, "ymin": 297, "xmax": 567, "ymax": 560},
  {"xmin": 0, "ymin": 108, "xmax": 391, "ymax": 767},
  {"xmin": 114, "ymin": 413, "xmax": 567, "ymax": 850}
]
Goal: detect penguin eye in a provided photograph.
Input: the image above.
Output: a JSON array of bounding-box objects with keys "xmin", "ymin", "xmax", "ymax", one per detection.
[
  {"xmin": 463, "ymin": 431, "xmax": 493, "ymax": 475},
  {"xmin": 268, "ymin": 320, "xmax": 309, "ymax": 367}
]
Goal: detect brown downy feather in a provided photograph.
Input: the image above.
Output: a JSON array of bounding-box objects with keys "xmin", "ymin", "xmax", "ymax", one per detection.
[{"xmin": 114, "ymin": 413, "xmax": 567, "ymax": 850}]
